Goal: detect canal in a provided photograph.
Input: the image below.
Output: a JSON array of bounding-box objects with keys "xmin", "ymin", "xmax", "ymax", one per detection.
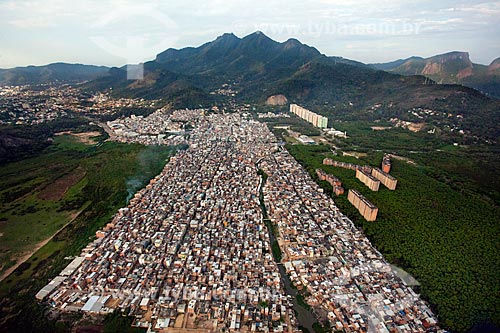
[{"xmin": 257, "ymin": 167, "xmax": 319, "ymax": 333}]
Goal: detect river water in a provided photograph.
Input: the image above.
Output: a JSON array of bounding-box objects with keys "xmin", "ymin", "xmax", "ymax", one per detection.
[{"xmin": 277, "ymin": 263, "xmax": 318, "ymax": 332}]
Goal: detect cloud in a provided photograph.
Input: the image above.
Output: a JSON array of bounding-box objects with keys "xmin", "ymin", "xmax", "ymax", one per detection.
[
  {"xmin": 0, "ymin": 0, "xmax": 498, "ymax": 67},
  {"xmin": 8, "ymin": 17, "xmax": 57, "ymax": 28},
  {"xmin": 454, "ymin": 2, "xmax": 500, "ymax": 15},
  {"xmin": 0, "ymin": 0, "xmax": 144, "ymax": 28}
]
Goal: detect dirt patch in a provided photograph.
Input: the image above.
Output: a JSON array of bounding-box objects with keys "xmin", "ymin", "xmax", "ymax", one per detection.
[
  {"xmin": 106, "ymin": 298, "xmax": 121, "ymax": 308},
  {"xmin": 38, "ymin": 167, "xmax": 86, "ymax": 201},
  {"xmin": 143, "ymin": 309, "xmax": 153, "ymax": 322},
  {"xmin": 54, "ymin": 131, "xmax": 72, "ymax": 136},
  {"xmin": 72, "ymin": 132, "xmax": 102, "ymax": 145},
  {"xmin": 343, "ymin": 151, "xmax": 368, "ymax": 158},
  {"xmin": 390, "ymin": 154, "xmax": 417, "ymax": 165},
  {"xmin": 174, "ymin": 314, "xmax": 185, "ymax": 328},
  {"xmin": 55, "ymin": 131, "xmax": 101, "ymax": 145},
  {"xmin": 408, "ymin": 122, "xmax": 426, "ymax": 132},
  {"xmin": 265, "ymin": 94, "xmax": 288, "ymax": 106},
  {"xmin": 371, "ymin": 126, "xmax": 392, "ymax": 131}
]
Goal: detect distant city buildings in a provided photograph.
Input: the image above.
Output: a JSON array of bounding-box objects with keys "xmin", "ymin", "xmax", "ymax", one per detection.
[
  {"xmin": 257, "ymin": 112, "xmax": 290, "ymax": 119},
  {"xmin": 105, "ymin": 108, "xmax": 201, "ymax": 146},
  {"xmin": 289, "ymin": 104, "xmax": 328, "ymax": 128},
  {"xmin": 0, "ymin": 85, "xmax": 158, "ymax": 125}
]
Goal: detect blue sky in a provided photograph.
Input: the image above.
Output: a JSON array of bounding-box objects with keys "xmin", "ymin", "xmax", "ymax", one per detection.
[{"xmin": 0, "ymin": 0, "xmax": 499, "ymax": 68}]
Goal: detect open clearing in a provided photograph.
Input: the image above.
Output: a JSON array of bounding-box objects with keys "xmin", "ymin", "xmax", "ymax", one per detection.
[
  {"xmin": 54, "ymin": 131, "xmax": 101, "ymax": 145},
  {"xmin": 371, "ymin": 126, "xmax": 392, "ymax": 130},
  {"xmin": 37, "ymin": 167, "xmax": 86, "ymax": 201}
]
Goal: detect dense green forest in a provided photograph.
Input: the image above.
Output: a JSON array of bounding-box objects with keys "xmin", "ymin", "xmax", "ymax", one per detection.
[
  {"xmin": 327, "ymin": 120, "xmax": 500, "ymax": 203},
  {"xmin": 0, "ymin": 118, "xmax": 100, "ymax": 164},
  {"xmin": 286, "ymin": 143, "xmax": 500, "ymax": 333}
]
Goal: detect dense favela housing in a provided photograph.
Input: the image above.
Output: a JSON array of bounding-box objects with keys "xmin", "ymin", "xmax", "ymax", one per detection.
[
  {"xmin": 260, "ymin": 146, "xmax": 437, "ymax": 332},
  {"xmin": 37, "ymin": 108, "xmax": 440, "ymax": 332},
  {"xmin": 289, "ymin": 104, "xmax": 328, "ymax": 128}
]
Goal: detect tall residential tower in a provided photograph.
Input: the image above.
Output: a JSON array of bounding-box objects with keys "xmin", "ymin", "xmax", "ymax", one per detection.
[{"xmin": 290, "ymin": 104, "xmax": 328, "ymax": 129}]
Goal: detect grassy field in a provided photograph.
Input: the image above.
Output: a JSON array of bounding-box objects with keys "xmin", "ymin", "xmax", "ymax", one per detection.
[
  {"xmin": 286, "ymin": 143, "xmax": 500, "ymax": 333},
  {"xmin": 0, "ymin": 134, "xmax": 180, "ymax": 333},
  {"xmin": 0, "ymin": 135, "xmax": 93, "ymax": 279}
]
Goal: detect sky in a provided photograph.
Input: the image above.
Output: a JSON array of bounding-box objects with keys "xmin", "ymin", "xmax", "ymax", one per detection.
[{"xmin": 0, "ymin": 0, "xmax": 499, "ymax": 68}]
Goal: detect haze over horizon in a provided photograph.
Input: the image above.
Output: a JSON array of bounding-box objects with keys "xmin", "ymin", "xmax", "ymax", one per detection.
[{"xmin": 0, "ymin": 0, "xmax": 499, "ymax": 68}]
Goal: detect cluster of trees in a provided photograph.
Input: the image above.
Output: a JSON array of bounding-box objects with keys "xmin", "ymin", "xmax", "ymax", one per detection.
[
  {"xmin": 286, "ymin": 143, "xmax": 500, "ymax": 333},
  {"xmin": 0, "ymin": 118, "xmax": 103, "ymax": 164},
  {"xmin": 97, "ymin": 106, "xmax": 156, "ymax": 121}
]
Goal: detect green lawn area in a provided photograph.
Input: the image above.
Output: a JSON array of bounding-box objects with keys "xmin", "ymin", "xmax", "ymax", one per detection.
[
  {"xmin": 0, "ymin": 193, "xmax": 73, "ymax": 274},
  {"xmin": 286, "ymin": 143, "xmax": 500, "ymax": 333},
  {"xmin": 0, "ymin": 134, "xmax": 182, "ymax": 332}
]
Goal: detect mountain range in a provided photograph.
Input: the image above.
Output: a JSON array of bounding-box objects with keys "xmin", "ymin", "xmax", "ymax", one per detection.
[
  {"xmin": 83, "ymin": 32, "xmax": 373, "ymax": 106},
  {"xmin": 371, "ymin": 52, "xmax": 500, "ymax": 98},
  {"xmin": 1, "ymin": 32, "xmax": 499, "ymax": 141},
  {"xmin": 87, "ymin": 32, "xmax": 500, "ymax": 142},
  {"xmin": 0, "ymin": 63, "xmax": 109, "ymax": 86},
  {"xmin": 1, "ymin": 36, "xmax": 498, "ymax": 100}
]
